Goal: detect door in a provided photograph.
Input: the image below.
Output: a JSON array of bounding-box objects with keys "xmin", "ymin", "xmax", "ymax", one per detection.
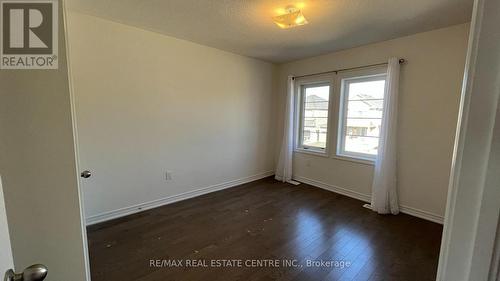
[
  {"xmin": 0, "ymin": 0, "xmax": 89, "ymax": 280},
  {"xmin": 0, "ymin": 176, "xmax": 14, "ymax": 273}
]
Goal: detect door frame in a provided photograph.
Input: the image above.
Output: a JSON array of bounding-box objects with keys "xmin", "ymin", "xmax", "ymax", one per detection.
[
  {"xmin": 436, "ymin": 0, "xmax": 500, "ymax": 279},
  {"xmin": 61, "ymin": 0, "xmax": 499, "ymax": 280}
]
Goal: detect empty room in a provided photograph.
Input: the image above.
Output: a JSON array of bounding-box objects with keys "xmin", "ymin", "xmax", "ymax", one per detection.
[{"xmin": 1, "ymin": 1, "xmax": 499, "ymax": 281}]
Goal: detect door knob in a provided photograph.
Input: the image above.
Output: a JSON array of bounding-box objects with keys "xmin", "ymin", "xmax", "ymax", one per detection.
[
  {"xmin": 4, "ymin": 264, "xmax": 48, "ymax": 281},
  {"xmin": 80, "ymin": 170, "xmax": 92, "ymax": 178}
]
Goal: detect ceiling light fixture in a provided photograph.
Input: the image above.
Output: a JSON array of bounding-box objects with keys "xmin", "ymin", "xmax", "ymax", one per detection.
[{"xmin": 272, "ymin": 5, "xmax": 308, "ymax": 29}]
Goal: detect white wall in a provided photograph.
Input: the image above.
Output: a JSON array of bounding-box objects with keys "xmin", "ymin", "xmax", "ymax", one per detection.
[
  {"xmin": 67, "ymin": 13, "xmax": 277, "ymax": 222},
  {"xmin": 67, "ymin": 12, "xmax": 469, "ymax": 224},
  {"xmin": 275, "ymin": 24, "xmax": 470, "ymax": 222}
]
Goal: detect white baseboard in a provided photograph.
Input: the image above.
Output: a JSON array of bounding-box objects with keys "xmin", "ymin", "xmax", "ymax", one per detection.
[
  {"xmin": 294, "ymin": 176, "xmax": 371, "ymax": 203},
  {"xmin": 293, "ymin": 175, "xmax": 444, "ymax": 224},
  {"xmin": 86, "ymin": 171, "xmax": 274, "ymax": 225},
  {"xmin": 399, "ymin": 205, "xmax": 444, "ymax": 224}
]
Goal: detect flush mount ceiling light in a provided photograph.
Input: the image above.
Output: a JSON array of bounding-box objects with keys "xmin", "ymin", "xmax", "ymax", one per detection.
[{"xmin": 272, "ymin": 5, "xmax": 308, "ymax": 29}]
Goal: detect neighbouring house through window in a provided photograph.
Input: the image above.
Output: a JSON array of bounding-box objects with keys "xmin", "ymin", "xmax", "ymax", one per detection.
[
  {"xmin": 338, "ymin": 75, "xmax": 387, "ymax": 160},
  {"xmin": 297, "ymin": 83, "xmax": 331, "ymax": 152},
  {"xmin": 294, "ymin": 69, "xmax": 387, "ymax": 162}
]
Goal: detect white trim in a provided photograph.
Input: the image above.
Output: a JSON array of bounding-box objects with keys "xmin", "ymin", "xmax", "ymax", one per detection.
[
  {"xmin": 294, "ymin": 175, "xmax": 444, "ymax": 224},
  {"xmin": 86, "ymin": 171, "xmax": 274, "ymax": 225},
  {"xmin": 294, "ymin": 149, "xmax": 375, "ymax": 165},
  {"xmin": 294, "ymin": 147, "xmax": 329, "ymax": 157},
  {"xmin": 295, "ymin": 78, "xmax": 334, "ymax": 156},
  {"xmin": 337, "ymin": 74, "xmax": 387, "ymax": 161},
  {"xmin": 437, "ymin": 0, "xmax": 500, "ymax": 280},
  {"xmin": 294, "ymin": 175, "xmax": 371, "ymax": 202},
  {"xmin": 330, "ymin": 155, "xmax": 375, "ymax": 166},
  {"xmin": 399, "ymin": 205, "xmax": 445, "ymax": 225}
]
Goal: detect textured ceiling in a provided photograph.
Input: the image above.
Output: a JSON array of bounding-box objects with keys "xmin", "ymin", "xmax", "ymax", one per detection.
[{"xmin": 67, "ymin": 0, "xmax": 473, "ymax": 63}]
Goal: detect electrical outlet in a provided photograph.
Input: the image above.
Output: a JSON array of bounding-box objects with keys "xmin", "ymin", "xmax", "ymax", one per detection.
[{"xmin": 165, "ymin": 171, "xmax": 173, "ymax": 181}]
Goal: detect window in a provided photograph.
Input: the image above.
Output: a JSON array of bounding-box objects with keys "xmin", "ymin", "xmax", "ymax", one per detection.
[
  {"xmin": 293, "ymin": 70, "xmax": 387, "ymax": 162},
  {"xmin": 338, "ymin": 75, "xmax": 386, "ymax": 160},
  {"xmin": 297, "ymin": 82, "xmax": 331, "ymax": 152}
]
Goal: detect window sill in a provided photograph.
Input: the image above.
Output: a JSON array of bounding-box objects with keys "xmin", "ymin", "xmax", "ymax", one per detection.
[
  {"xmin": 333, "ymin": 154, "xmax": 375, "ymax": 166},
  {"xmin": 294, "ymin": 147, "xmax": 329, "ymax": 157},
  {"xmin": 295, "ymin": 148, "xmax": 375, "ymax": 166}
]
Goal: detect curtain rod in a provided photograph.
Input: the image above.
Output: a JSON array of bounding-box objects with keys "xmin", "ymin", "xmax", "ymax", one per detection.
[{"xmin": 292, "ymin": 58, "xmax": 406, "ymax": 80}]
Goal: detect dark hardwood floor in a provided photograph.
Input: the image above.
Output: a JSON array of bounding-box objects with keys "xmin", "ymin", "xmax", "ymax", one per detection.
[{"xmin": 87, "ymin": 177, "xmax": 443, "ymax": 281}]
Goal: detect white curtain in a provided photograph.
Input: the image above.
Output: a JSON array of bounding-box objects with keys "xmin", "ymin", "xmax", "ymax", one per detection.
[
  {"xmin": 275, "ymin": 76, "xmax": 295, "ymax": 182},
  {"xmin": 371, "ymin": 57, "xmax": 400, "ymax": 214}
]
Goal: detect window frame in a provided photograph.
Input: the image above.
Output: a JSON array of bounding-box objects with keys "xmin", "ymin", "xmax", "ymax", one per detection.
[
  {"xmin": 295, "ymin": 78, "xmax": 333, "ymax": 156},
  {"xmin": 337, "ymin": 73, "xmax": 387, "ymax": 161}
]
